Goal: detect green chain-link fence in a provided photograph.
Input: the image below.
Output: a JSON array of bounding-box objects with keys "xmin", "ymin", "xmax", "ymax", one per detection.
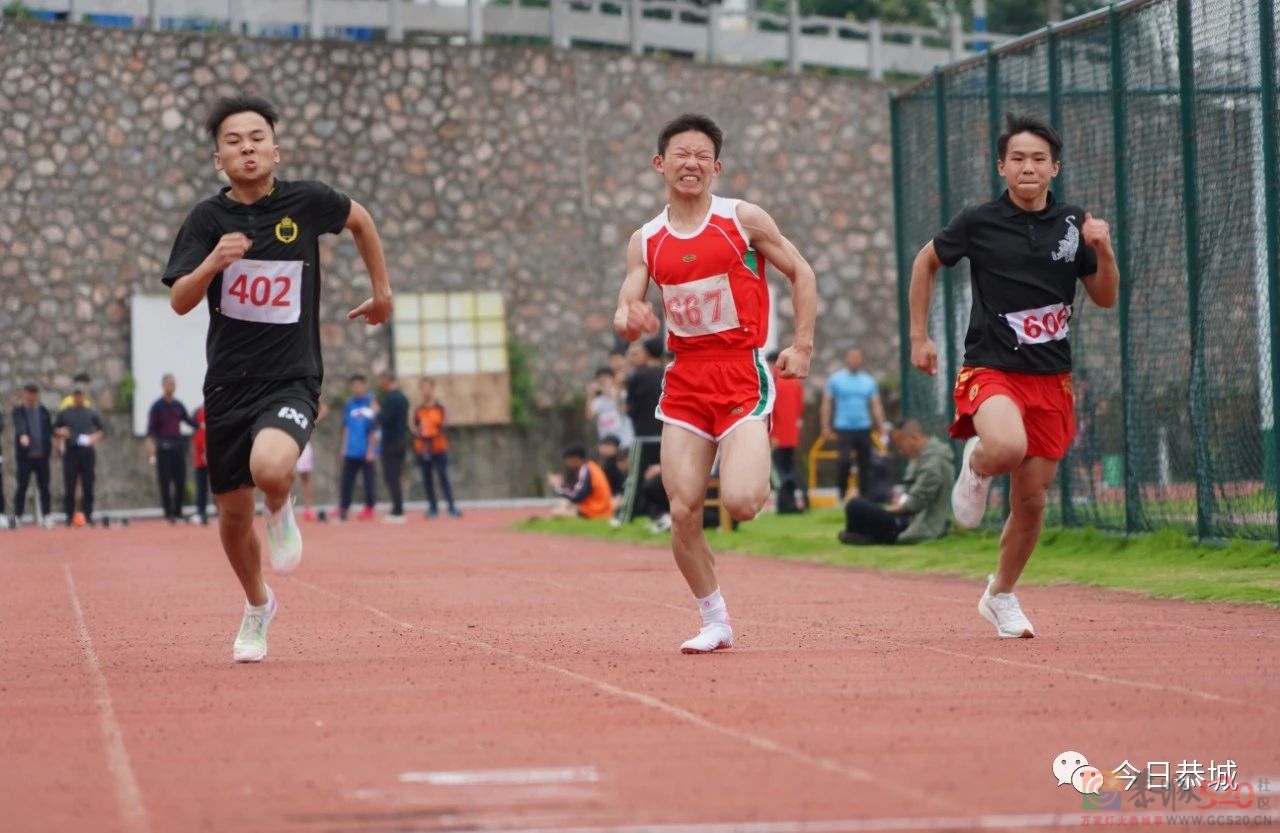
[{"xmin": 891, "ymin": 0, "xmax": 1280, "ymax": 544}]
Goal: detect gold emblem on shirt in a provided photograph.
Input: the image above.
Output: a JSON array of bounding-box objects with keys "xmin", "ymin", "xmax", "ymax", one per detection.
[{"xmin": 275, "ymin": 216, "xmax": 299, "ymax": 244}]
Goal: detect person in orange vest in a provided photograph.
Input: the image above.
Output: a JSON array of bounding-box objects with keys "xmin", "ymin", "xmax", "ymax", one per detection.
[
  {"xmin": 547, "ymin": 443, "xmax": 614, "ymax": 520},
  {"xmin": 413, "ymin": 377, "xmax": 461, "ymax": 518}
]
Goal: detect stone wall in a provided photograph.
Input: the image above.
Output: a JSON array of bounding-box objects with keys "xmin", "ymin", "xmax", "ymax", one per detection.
[{"xmin": 0, "ymin": 19, "xmax": 900, "ymax": 506}]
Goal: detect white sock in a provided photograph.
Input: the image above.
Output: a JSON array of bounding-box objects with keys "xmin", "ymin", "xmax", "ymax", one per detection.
[{"xmin": 696, "ymin": 588, "xmax": 729, "ymax": 627}]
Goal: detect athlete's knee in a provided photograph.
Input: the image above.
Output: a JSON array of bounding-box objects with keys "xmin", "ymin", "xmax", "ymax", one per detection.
[
  {"xmin": 720, "ymin": 484, "xmax": 767, "ymax": 521},
  {"xmin": 251, "ymin": 459, "xmax": 296, "ymax": 496},
  {"xmin": 216, "ymin": 497, "xmax": 255, "ymax": 528},
  {"xmin": 1010, "ymin": 486, "xmax": 1048, "ymax": 520},
  {"xmin": 668, "ymin": 494, "xmax": 704, "ymax": 527},
  {"xmin": 975, "ymin": 435, "xmax": 1026, "ymax": 474}
]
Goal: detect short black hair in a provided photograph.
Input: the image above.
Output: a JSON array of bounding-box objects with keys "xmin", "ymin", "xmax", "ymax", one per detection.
[
  {"xmin": 594, "ymin": 366, "xmax": 613, "ymax": 380},
  {"xmin": 657, "ymin": 113, "xmax": 723, "ymax": 160},
  {"xmin": 892, "ymin": 418, "xmax": 925, "ymax": 436},
  {"xmin": 205, "ymin": 92, "xmax": 279, "ymax": 145},
  {"xmin": 642, "ymin": 336, "xmax": 664, "ymax": 360},
  {"xmin": 997, "ymin": 113, "xmax": 1062, "ymax": 162},
  {"xmin": 599, "ymin": 435, "xmax": 621, "ymax": 448},
  {"xmin": 563, "ymin": 443, "xmax": 588, "ymax": 460},
  {"xmin": 350, "ymin": 373, "xmax": 367, "ymax": 383},
  {"xmin": 73, "ymin": 371, "xmax": 91, "ymax": 383}
]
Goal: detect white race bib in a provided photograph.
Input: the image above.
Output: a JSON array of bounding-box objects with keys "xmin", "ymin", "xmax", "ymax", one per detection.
[
  {"xmin": 1004, "ymin": 302, "xmax": 1071, "ymax": 346},
  {"xmin": 220, "ymin": 259, "xmax": 304, "ymax": 324},
  {"xmin": 661, "ymin": 273, "xmax": 740, "ymax": 339}
]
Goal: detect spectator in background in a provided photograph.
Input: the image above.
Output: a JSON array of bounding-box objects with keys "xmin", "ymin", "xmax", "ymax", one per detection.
[
  {"xmin": 625, "ymin": 337, "xmax": 666, "ymax": 517},
  {"xmin": 586, "ymin": 366, "xmax": 634, "ymax": 452},
  {"xmin": 0, "ymin": 402, "xmax": 7, "ymax": 529},
  {"xmin": 547, "ymin": 443, "xmax": 614, "ymax": 520},
  {"xmin": 191, "ymin": 406, "xmax": 209, "ymax": 525},
  {"xmin": 377, "ymin": 370, "xmax": 410, "ymax": 523},
  {"xmin": 768, "ymin": 348, "xmax": 806, "ymax": 514},
  {"xmin": 12, "ymin": 382, "xmax": 54, "ymax": 527},
  {"xmin": 59, "ymin": 371, "xmax": 93, "ymax": 411},
  {"xmin": 414, "ymin": 377, "xmax": 460, "ymax": 519},
  {"xmin": 821, "ymin": 347, "xmax": 886, "ymax": 501},
  {"xmin": 53, "ymin": 383, "xmax": 105, "ymax": 527},
  {"xmin": 597, "ymin": 434, "xmax": 627, "ymax": 506},
  {"xmin": 338, "ymin": 374, "xmax": 379, "ymax": 522},
  {"xmin": 607, "ymin": 347, "xmax": 629, "ymax": 390},
  {"xmin": 146, "ymin": 373, "xmax": 196, "ymax": 524},
  {"xmin": 839, "ymin": 419, "xmax": 953, "ymax": 546}
]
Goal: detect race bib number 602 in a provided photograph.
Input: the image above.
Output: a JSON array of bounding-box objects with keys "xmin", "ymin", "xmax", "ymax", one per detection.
[
  {"xmin": 221, "ymin": 259, "xmax": 303, "ymax": 324},
  {"xmin": 1004, "ymin": 302, "xmax": 1071, "ymax": 346}
]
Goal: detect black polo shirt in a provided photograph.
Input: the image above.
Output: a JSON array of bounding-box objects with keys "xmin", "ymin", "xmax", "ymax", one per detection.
[
  {"xmin": 162, "ymin": 179, "xmax": 351, "ymax": 386},
  {"xmin": 933, "ymin": 190, "xmax": 1098, "ymax": 375}
]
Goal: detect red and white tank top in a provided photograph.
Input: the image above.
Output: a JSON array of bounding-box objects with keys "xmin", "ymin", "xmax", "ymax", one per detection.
[{"xmin": 642, "ymin": 195, "xmax": 768, "ymax": 354}]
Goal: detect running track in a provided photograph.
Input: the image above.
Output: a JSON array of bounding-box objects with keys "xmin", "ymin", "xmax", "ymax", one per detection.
[{"xmin": 3, "ymin": 509, "xmax": 1277, "ymax": 833}]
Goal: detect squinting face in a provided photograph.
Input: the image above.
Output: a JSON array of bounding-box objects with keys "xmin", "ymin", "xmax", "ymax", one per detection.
[
  {"xmin": 654, "ymin": 130, "xmax": 721, "ymax": 200},
  {"xmin": 214, "ymin": 110, "xmax": 280, "ymax": 185},
  {"xmin": 998, "ymin": 132, "xmax": 1059, "ymax": 204}
]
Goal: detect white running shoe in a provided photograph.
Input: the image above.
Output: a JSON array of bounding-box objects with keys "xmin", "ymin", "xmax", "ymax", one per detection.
[
  {"xmin": 233, "ymin": 588, "xmax": 278, "ymax": 663},
  {"xmin": 951, "ymin": 437, "xmax": 991, "ymax": 529},
  {"xmin": 978, "ymin": 575, "xmax": 1035, "ymax": 639},
  {"xmin": 680, "ymin": 622, "xmax": 733, "ymax": 654},
  {"xmin": 381, "ymin": 513, "xmax": 407, "ymax": 524},
  {"xmin": 264, "ymin": 498, "xmax": 302, "ymax": 574}
]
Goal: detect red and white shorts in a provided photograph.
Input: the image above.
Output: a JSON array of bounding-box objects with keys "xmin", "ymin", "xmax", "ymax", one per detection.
[
  {"xmin": 657, "ymin": 349, "xmax": 776, "ymax": 442},
  {"xmin": 950, "ymin": 366, "xmax": 1076, "ymax": 461}
]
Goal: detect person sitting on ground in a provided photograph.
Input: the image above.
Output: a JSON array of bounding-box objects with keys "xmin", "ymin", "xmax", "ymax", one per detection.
[
  {"xmin": 547, "ymin": 443, "xmax": 614, "ymax": 520},
  {"xmin": 839, "ymin": 418, "xmax": 953, "ymax": 546}
]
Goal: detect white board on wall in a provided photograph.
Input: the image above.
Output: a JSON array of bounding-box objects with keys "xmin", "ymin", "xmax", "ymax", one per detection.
[{"xmin": 130, "ymin": 294, "xmax": 209, "ymax": 437}]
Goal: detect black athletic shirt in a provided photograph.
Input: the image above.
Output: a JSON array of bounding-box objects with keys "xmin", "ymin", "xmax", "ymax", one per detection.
[
  {"xmin": 162, "ymin": 179, "xmax": 351, "ymax": 386},
  {"xmin": 933, "ymin": 190, "xmax": 1098, "ymax": 375}
]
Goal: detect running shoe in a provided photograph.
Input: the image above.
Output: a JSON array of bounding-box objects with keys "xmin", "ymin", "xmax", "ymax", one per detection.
[
  {"xmin": 978, "ymin": 574, "xmax": 1035, "ymax": 638},
  {"xmin": 680, "ymin": 622, "xmax": 733, "ymax": 654},
  {"xmin": 264, "ymin": 498, "xmax": 303, "ymax": 574},
  {"xmin": 357, "ymin": 506, "xmax": 375, "ymax": 521},
  {"xmin": 951, "ymin": 437, "xmax": 991, "ymax": 529},
  {"xmin": 382, "ymin": 513, "xmax": 407, "ymax": 524},
  {"xmin": 233, "ymin": 588, "xmax": 277, "ymax": 663}
]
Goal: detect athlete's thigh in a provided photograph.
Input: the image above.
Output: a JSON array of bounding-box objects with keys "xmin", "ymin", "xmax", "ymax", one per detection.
[
  {"xmin": 716, "ymin": 420, "xmax": 771, "ymax": 500},
  {"xmin": 973, "ymin": 394, "xmax": 1028, "ymax": 450},
  {"xmin": 659, "ymin": 423, "xmax": 717, "ymax": 508},
  {"xmin": 249, "ymin": 427, "xmax": 304, "ymax": 474}
]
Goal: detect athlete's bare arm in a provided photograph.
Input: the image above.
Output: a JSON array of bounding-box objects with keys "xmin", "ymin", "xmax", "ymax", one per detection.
[
  {"xmin": 736, "ymin": 202, "xmax": 816, "ymax": 380},
  {"xmin": 1079, "ymin": 212, "xmax": 1119, "ymax": 309},
  {"xmin": 613, "ymin": 229, "xmax": 659, "ymax": 342},
  {"xmin": 344, "ymin": 200, "xmax": 394, "ymax": 325},
  {"xmin": 908, "ymin": 241, "xmax": 943, "ymax": 376},
  {"xmin": 169, "ymin": 232, "xmax": 253, "ymax": 315}
]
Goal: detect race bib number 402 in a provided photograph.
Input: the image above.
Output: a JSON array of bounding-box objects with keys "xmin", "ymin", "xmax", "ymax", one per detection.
[
  {"xmin": 661, "ymin": 273, "xmax": 740, "ymax": 339},
  {"xmin": 1004, "ymin": 302, "xmax": 1072, "ymax": 346},
  {"xmin": 221, "ymin": 259, "xmax": 304, "ymax": 324}
]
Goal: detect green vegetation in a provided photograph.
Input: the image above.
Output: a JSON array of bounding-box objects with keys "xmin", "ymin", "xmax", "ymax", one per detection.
[{"xmin": 518, "ymin": 509, "xmax": 1280, "ymax": 607}]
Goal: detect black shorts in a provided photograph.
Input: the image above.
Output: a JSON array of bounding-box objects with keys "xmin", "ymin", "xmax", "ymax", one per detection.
[{"xmin": 204, "ymin": 377, "xmax": 320, "ymax": 495}]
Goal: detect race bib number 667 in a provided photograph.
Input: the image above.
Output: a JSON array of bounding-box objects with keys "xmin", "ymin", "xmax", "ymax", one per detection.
[
  {"xmin": 221, "ymin": 259, "xmax": 303, "ymax": 324},
  {"xmin": 1004, "ymin": 302, "xmax": 1071, "ymax": 346}
]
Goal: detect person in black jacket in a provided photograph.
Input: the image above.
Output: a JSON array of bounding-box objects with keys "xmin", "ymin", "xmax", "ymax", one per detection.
[
  {"xmin": 12, "ymin": 381, "xmax": 54, "ymax": 527},
  {"xmin": 54, "ymin": 385, "xmax": 106, "ymax": 526}
]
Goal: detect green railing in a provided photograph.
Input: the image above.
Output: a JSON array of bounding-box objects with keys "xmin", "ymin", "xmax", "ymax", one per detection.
[{"xmin": 891, "ymin": 0, "xmax": 1280, "ymax": 545}]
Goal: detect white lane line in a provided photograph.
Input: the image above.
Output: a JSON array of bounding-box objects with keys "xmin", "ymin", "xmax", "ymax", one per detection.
[
  {"xmin": 494, "ymin": 569, "xmax": 1278, "ymax": 715},
  {"xmin": 294, "ymin": 579, "xmax": 940, "ymax": 808},
  {"xmin": 461, "ymin": 812, "xmax": 1086, "ymax": 832},
  {"xmin": 64, "ymin": 565, "xmax": 151, "ymax": 833},
  {"xmin": 401, "ymin": 766, "xmax": 600, "ymax": 786}
]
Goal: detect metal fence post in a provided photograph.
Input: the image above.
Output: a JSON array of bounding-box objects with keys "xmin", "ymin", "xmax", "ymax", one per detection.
[
  {"xmin": 1259, "ymin": 0, "xmax": 1280, "ymax": 547},
  {"xmin": 948, "ymin": 11, "xmax": 962, "ymax": 61},
  {"xmin": 891, "ymin": 94, "xmax": 912, "ymax": 417},
  {"xmin": 468, "ymin": 0, "xmax": 484, "ymax": 45},
  {"xmin": 869, "ymin": 18, "xmax": 883, "ymax": 82},
  {"xmin": 550, "ymin": 0, "xmax": 569, "ymax": 49},
  {"xmin": 1110, "ymin": 5, "xmax": 1141, "ymax": 534},
  {"xmin": 1176, "ymin": 0, "xmax": 1212, "ymax": 540}
]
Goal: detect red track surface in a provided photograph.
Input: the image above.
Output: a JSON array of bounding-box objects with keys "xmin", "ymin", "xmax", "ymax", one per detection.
[{"xmin": 3, "ymin": 509, "xmax": 1277, "ymax": 833}]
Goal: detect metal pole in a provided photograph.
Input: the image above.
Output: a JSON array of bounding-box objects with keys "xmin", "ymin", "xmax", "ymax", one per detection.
[
  {"xmin": 1176, "ymin": 0, "xmax": 1212, "ymax": 540},
  {"xmin": 1259, "ymin": 0, "xmax": 1280, "ymax": 546},
  {"xmin": 629, "ymin": 0, "xmax": 643, "ymax": 57},
  {"xmin": 869, "ymin": 18, "xmax": 883, "ymax": 82},
  {"xmin": 707, "ymin": 2, "xmax": 720, "ymax": 64},
  {"xmin": 973, "ymin": 0, "xmax": 988, "ymax": 52},
  {"xmin": 891, "ymin": 94, "xmax": 913, "ymax": 418},
  {"xmin": 468, "ymin": 0, "xmax": 483, "ymax": 45},
  {"xmin": 388, "ymin": 0, "xmax": 404, "ymax": 42},
  {"xmin": 1109, "ymin": 5, "xmax": 1141, "ymax": 534},
  {"xmin": 550, "ymin": 0, "xmax": 568, "ymax": 49},
  {"xmin": 948, "ymin": 11, "xmax": 962, "ymax": 61},
  {"xmin": 934, "ymin": 70, "xmax": 958, "ymax": 402},
  {"xmin": 308, "ymin": 0, "xmax": 323, "ymax": 40},
  {"xmin": 787, "ymin": 0, "xmax": 801, "ymax": 75}
]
